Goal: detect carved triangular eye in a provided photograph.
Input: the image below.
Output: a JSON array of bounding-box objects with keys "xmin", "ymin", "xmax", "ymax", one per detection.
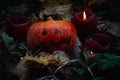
[
  {"xmin": 54, "ymin": 28, "xmax": 60, "ymax": 34},
  {"xmin": 42, "ymin": 30, "xmax": 47, "ymax": 36}
]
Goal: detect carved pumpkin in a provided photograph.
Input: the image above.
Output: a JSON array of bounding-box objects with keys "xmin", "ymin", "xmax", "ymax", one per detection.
[{"xmin": 27, "ymin": 17, "xmax": 76, "ymax": 52}]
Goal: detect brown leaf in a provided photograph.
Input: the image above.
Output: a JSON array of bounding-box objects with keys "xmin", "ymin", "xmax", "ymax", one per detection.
[
  {"xmin": 29, "ymin": 13, "xmax": 39, "ymax": 23},
  {"xmin": 97, "ymin": 21, "xmax": 120, "ymax": 37},
  {"xmin": 43, "ymin": 4, "xmax": 72, "ymax": 21},
  {"xmin": 39, "ymin": 10, "xmax": 45, "ymax": 20},
  {"xmin": 107, "ymin": 23, "xmax": 120, "ymax": 37},
  {"xmin": 53, "ymin": 50, "xmax": 70, "ymax": 63},
  {"xmin": 72, "ymin": 36, "xmax": 82, "ymax": 59}
]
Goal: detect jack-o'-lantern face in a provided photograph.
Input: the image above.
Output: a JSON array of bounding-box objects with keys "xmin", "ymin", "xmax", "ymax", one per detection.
[{"xmin": 27, "ymin": 17, "xmax": 76, "ymax": 53}]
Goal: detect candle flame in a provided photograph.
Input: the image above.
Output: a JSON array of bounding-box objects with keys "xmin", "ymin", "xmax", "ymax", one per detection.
[
  {"xmin": 83, "ymin": 11, "xmax": 87, "ymax": 20},
  {"xmin": 90, "ymin": 51, "xmax": 94, "ymax": 54},
  {"xmin": 21, "ymin": 57, "xmax": 24, "ymax": 60}
]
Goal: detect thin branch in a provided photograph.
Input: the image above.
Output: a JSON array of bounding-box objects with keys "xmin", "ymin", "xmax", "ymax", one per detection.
[
  {"xmin": 87, "ymin": 66, "xmax": 96, "ymax": 80},
  {"xmin": 20, "ymin": 44, "xmax": 32, "ymax": 56}
]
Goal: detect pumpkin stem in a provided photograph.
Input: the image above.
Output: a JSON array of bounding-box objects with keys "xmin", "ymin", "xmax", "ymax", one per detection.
[{"xmin": 47, "ymin": 16, "xmax": 53, "ymax": 20}]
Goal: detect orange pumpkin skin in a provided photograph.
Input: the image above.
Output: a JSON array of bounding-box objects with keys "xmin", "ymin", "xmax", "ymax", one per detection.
[{"xmin": 27, "ymin": 18, "xmax": 76, "ymax": 52}]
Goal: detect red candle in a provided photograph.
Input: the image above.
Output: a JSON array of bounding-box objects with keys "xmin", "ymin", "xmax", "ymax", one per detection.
[
  {"xmin": 84, "ymin": 33, "xmax": 112, "ymax": 52},
  {"xmin": 6, "ymin": 16, "xmax": 31, "ymax": 40},
  {"xmin": 72, "ymin": 8, "xmax": 97, "ymax": 42}
]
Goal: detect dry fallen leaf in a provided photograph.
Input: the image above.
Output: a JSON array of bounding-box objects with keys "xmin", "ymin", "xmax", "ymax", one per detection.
[
  {"xmin": 29, "ymin": 13, "xmax": 39, "ymax": 23},
  {"xmin": 53, "ymin": 50, "xmax": 70, "ymax": 63},
  {"xmin": 72, "ymin": 36, "xmax": 82, "ymax": 58},
  {"xmin": 107, "ymin": 23, "xmax": 120, "ymax": 37},
  {"xmin": 97, "ymin": 21, "xmax": 120, "ymax": 37},
  {"xmin": 43, "ymin": 4, "xmax": 72, "ymax": 21},
  {"xmin": 25, "ymin": 52, "xmax": 60, "ymax": 65}
]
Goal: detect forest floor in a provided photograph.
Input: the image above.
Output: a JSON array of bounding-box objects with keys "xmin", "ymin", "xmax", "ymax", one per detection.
[{"xmin": 0, "ymin": 0, "xmax": 120, "ymax": 80}]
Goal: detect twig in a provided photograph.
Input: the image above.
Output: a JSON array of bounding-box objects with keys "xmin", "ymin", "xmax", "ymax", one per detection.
[
  {"xmin": 20, "ymin": 44, "xmax": 32, "ymax": 56},
  {"xmin": 47, "ymin": 66, "xmax": 53, "ymax": 75},
  {"xmin": 87, "ymin": 66, "xmax": 96, "ymax": 80},
  {"xmin": 54, "ymin": 59, "xmax": 79, "ymax": 74},
  {"xmin": 115, "ymin": 56, "xmax": 120, "ymax": 60},
  {"xmin": 33, "ymin": 48, "xmax": 42, "ymax": 57}
]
